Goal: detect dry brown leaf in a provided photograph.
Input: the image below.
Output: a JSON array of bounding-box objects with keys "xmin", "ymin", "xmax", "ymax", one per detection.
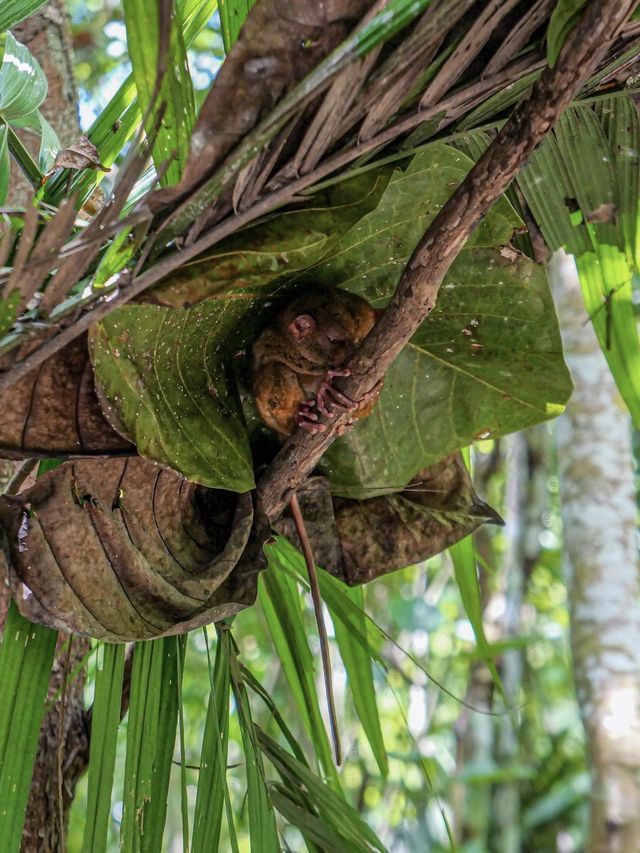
[
  {"xmin": 49, "ymin": 135, "xmax": 110, "ymax": 174},
  {"xmin": 277, "ymin": 454, "xmax": 502, "ymax": 586},
  {"xmin": 0, "ymin": 335, "xmax": 131, "ymax": 458},
  {"xmin": 0, "ymin": 458, "xmax": 264, "ymax": 640}
]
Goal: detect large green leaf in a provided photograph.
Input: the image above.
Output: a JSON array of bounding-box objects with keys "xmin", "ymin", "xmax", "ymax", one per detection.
[
  {"xmin": 149, "ymin": 169, "xmax": 392, "ymax": 307},
  {"xmin": 90, "ymin": 304, "xmax": 255, "ymax": 491},
  {"xmin": 517, "ymin": 99, "xmax": 640, "ymax": 427},
  {"xmin": 94, "ymin": 144, "xmax": 569, "ymax": 495},
  {"xmin": 309, "ymin": 147, "xmax": 570, "ymax": 495},
  {"xmin": 123, "ymin": 0, "xmax": 195, "ymax": 186},
  {"xmin": 0, "ymin": 33, "xmax": 46, "ymax": 122}
]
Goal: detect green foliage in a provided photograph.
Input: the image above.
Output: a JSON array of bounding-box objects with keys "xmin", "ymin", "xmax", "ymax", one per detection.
[
  {"xmin": 0, "ymin": 32, "xmax": 53, "ymax": 188},
  {"xmin": 218, "ymin": 0, "xmax": 256, "ymax": 52},
  {"xmin": 518, "ymin": 98, "xmax": 640, "ymax": 427},
  {"xmin": 0, "ymin": 290, "xmax": 19, "ymax": 338},
  {"xmin": 47, "ymin": 0, "xmax": 217, "ymax": 206},
  {"xmin": 0, "ymin": 0, "xmax": 49, "ymax": 31},
  {"xmin": 266, "ymin": 536, "xmax": 388, "ymax": 778},
  {"xmin": 0, "ymin": 603, "xmax": 57, "ymax": 853},
  {"xmin": 0, "ymin": 123, "xmax": 8, "ymax": 204},
  {"xmin": 123, "ymin": 0, "xmax": 195, "ymax": 186},
  {"xmin": 82, "ymin": 644, "xmax": 126, "ymax": 853},
  {"xmin": 120, "ymin": 638, "xmax": 184, "ymax": 852},
  {"xmin": 90, "ymin": 304, "xmax": 255, "ymax": 491},
  {"xmin": 0, "ymin": 33, "xmax": 46, "ymax": 121},
  {"xmin": 260, "ymin": 554, "xmax": 339, "ymax": 784},
  {"xmin": 1, "ymin": 2, "xmax": 623, "ymax": 850},
  {"xmin": 191, "ymin": 631, "xmax": 237, "ymax": 853},
  {"xmin": 547, "ymin": 0, "xmax": 588, "ymax": 66}
]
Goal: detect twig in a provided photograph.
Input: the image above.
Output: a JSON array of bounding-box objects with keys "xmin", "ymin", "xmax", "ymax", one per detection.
[
  {"xmin": 5, "ymin": 459, "xmax": 38, "ymax": 495},
  {"xmin": 256, "ymin": 0, "xmax": 640, "ymax": 521}
]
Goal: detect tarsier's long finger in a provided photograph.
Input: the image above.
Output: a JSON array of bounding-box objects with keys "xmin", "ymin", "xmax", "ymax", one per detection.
[
  {"xmin": 355, "ymin": 378, "xmax": 384, "ymax": 409},
  {"xmin": 297, "ymin": 406, "xmax": 327, "ymax": 432}
]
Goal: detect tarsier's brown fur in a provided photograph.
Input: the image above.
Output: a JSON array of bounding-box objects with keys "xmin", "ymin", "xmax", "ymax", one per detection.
[{"xmin": 252, "ymin": 287, "xmax": 379, "ymax": 436}]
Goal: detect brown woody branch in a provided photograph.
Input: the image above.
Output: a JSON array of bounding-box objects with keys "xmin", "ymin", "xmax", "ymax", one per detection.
[{"xmin": 257, "ymin": 0, "xmax": 640, "ymax": 520}]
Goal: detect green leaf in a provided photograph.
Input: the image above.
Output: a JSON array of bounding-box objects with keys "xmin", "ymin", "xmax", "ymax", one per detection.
[
  {"xmin": 120, "ymin": 638, "xmax": 183, "ymax": 853},
  {"xmin": 0, "ymin": 0, "xmax": 49, "ymax": 30},
  {"xmin": 314, "ymin": 147, "xmax": 569, "ymax": 494},
  {"xmin": 0, "ymin": 123, "xmax": 9, "ymax": 204},
  {"xmin": 258, "ymin": 729, "xmax": 386, "ymax": 852},
  {"xmin": 82, "ymin": 643, "xmax": 126, "ymax": 853},
  {"xmin": 547, "ymin": 0, "xmax": 587, "ymax": 66},
  {"xmin": 0, "ymin": 603, "xmax": 57, "ymax": 853},
  {"xmin": 259, "ymin": 559, "xmax": 338, "ymax": 785},
  {"xmin": 0, "ymin": 33, "xmax": 47, "ymax": 122},
  {"xmin": 228, "ymin": 644, "xmax": 279, "ymax": 853},
  {"xmin": 149, "ymin": 169, "xmax": 392, "ymax": 307},
  {"xmin": 517, "ymin": 100, "xmax": 640, "ymax": 427},
  {"xmin": 331, "ymin": 584, "xmax": 388, "ymax": 777},
  {"xmin": 192, "ymin": 631, "xmax": 238, "ymax": 853},
  {"xmin": 89, "ymin": 304, "xmax": 255, "ymax": 491},
  {"xmin": 266, "ymin": 537, "xmax": 387, "ymax": 776},
  {"xmin": 450, "ymin": 533, "xmax": 503, "ymax": 693},
  {"xmin": 218, "ymin": 0, "xmax": 256, "ymax": 52},
  {"xmin": 123, "ymin": 0, "xmax": 195, "ymax": 186},
  {"xmin": 37, "ymin": 111, "xmax": 59, "ymax": 173}
]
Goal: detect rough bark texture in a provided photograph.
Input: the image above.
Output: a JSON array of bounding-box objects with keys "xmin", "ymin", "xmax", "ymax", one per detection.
[
  {"xmin": 549, "ymin": 250, "xmax": 640, "ymax": 852},
  {"xmin": 1, "ymin": 4, "xmax": 90, "ymax": 851},
  {"xmin": 256, "ymin": 0, "xmax": 639, "ymax": 522}
]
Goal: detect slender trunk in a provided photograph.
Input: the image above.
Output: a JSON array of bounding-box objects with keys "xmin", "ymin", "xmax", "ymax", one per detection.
[
  {"xmin": 492, "ymin": 433, "xmax": 527, "ymax": 853},
  {"xmin": 548, "ymin": 250, "xmax": 640, "ymax": 852}
]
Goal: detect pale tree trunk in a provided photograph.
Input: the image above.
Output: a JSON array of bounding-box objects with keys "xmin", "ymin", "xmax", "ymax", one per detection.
[
  {"xmin": 1, "ymin": 5, "xmax": 91, "ymax": 851},
  {"xmin": 548, "ymin": 250, "xmax": 640, "ymax": 852},
  {"xmin": 492, "ymin": 432, "xmax": 527, "ymax": 853}
]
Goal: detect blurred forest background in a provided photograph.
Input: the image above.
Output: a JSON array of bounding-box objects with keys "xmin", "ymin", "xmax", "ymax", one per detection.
[{"xmin": 2, "ymin": 1, "xmax": 639, "ymax": 851}]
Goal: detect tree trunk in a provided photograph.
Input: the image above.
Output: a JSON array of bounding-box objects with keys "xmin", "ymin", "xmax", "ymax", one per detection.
[
  {"xmin": 549, "ymin": 250, "xmax": 640, "ymax": 852},
  {"xmin": 1, "ymin": 4, "xmax": 90, "ymax": 851}
]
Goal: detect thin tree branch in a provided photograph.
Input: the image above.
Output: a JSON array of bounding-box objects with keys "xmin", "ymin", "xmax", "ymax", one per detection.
[{"xmin": 256, "ymin": 0, "xmax": 640, "ymax": 521}]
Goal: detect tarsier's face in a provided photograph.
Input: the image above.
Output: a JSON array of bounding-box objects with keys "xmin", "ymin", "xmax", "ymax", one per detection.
[{"xmin": 287, "ymin": 313, "xmax": 358, "ymax": 368}]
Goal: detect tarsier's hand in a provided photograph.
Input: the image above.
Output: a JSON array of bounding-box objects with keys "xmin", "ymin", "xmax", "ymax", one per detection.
[{"xmin": 296, "ymin": 368, "xmax": 383, "ymax": 436}]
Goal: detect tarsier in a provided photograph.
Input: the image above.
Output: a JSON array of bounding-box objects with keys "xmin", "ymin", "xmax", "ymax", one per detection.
[{"xmin": 252, "ymin": 286, "xmax": 382, "ymax": 764}]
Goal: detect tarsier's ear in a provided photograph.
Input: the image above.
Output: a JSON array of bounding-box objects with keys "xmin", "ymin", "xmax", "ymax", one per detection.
[{"xmin": 288, "ymin": 314, "xmax": 316, "ymax": 341}]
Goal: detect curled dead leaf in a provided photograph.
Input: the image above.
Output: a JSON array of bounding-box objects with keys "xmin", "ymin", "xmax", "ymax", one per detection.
[
  {"xmin": 47, "ymin": 135, "xmax": 110, "ymax": 176},
  {"xmin": 277, "ymin": 454, "xmax": 502, "ymax": 586},
  {"xmin": 0, "ymin": 458, "xmax": 265, "ymax": 640}
]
